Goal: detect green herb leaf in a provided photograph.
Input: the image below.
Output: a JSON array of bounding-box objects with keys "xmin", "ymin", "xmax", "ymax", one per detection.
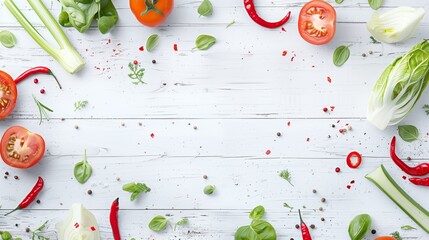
[
  {"xmin": 333, "ymin": 45, "xmax": 350, "ymax": 67},
  {"xmin": 249, "ymin": 205, "xmax": 265, "ymax": 220},
  {"xmin": 30, "ymin": 221, "xmax": 49, "ymax": 240},
  {"xmin": 368, "ymin": 0, "xmax": 382, "ymax": 10},
  {"xmin": 203, "ymin": 185, "xmax": 215, "ymax": 195},
  {"xmin": 33, "ymin": 95, "xmax": 53, "ymax": 125},
  {"xmin": 390, "ymin": 231, "xmax": 402, "ymax": 240},
  {"xmin": 279, "ymin": 170, "xmax": 294, "ymax": 186},
  {"xmin": 283, "ymin": 202, "xmax": 293, "ymax": 209},
  {"xmin": 370, "ymin": 36, "xmax": 381, "ymax": 44},
  {"xmin": 149, "ymin": 216, "xmax": 169, "ymax": 232},
  {"xmin": 128, "ymin": 62, "xmax": 146, "ymax": 85},
  {"xmin": 335, "ymin": 0, "xmax": 344, "ymax": 3},
  {"xmin": 197, "ymin": 0, "xmax": 213, "ymax": 16},
  {"xmin": 122, "ymin": 182, "xmax": 151, "ymax": 201},
  {"xmin": 401, "ymin": 225, "xmax": 416, "ymax": 230},
  {"xmin": 235, "ymin": 220, "xmax": 276, "ymax": 240},
  {"xmin": 174, "ymin": 218, "xmax": 189, "ymax": 231},
  {"xmin": 146, "ymin": 34, "xmax": 160, "ymax": 52},
  {"xmin": 193, "ymin": 35, "xmax": 216, "ymax": 50},
  {"xmin": 0, "ymin": 30, "xmax": 16, "ymax": 48},
  {"xmin": 74, "ymin": 149, "xmax": 92, "ymax": 184},
  {"xmin": 74, "ymin": 100, "xmax": 88, "ymax": 111},
  {"xmin": 423, "ymin": 104, "xmax": 429, "ymax": 115},
  {"xmin": 398, "ymin": 125, "xmax": 419, "ymax": 142},
  {"xmin": 348, "ymin": 214, "xmax": 372, "ymax": 240},
  {"xmin": 1, "ymin": 231, "xmax": 12, "ymax": 240},
  {"xmin": 226, "ymin": 20, "xmax": 236, "ymax": 28}
]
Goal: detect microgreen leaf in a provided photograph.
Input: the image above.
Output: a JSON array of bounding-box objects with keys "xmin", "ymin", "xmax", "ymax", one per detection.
[
  {"xmin": 0, "ymin": 30, "xmax": 16, "ymax": 48},
  {"xmin": 368, "ymin": 0, "xmax": 382, "ymax": 10},
  {"xmin": 146, "ymin": 34, "xmax": 159, "ymax": 52},
  {"xmin": 149, "ymin": 216, "xmax": 169, "ymax": 232},
  {"xmin": 390, "ymin": 231, "xmax": 402, "ymax": 240},
  {"xmin": 249, "ymin": 206, "xmax": 265, "ymax": 220},
  {"xmin": 128, "ymin": 62, "xmax": 145, "ymax": 85},
  {"xmin": 33, "ymin": 95, "xmax": 53, "ymax": 125},
  {"xmin": 74, "ymin": 100, "xmax": 88, "ymax": 111},
  {"xmin": 401, "ymin": 225, "xmax": 416, "ymax": 230},
  {"xmin": 193, "ymin": 35, "xmax": 216, "ymax": 50},
  {"xmin": 226, "ymin": 20, "xmax": 236, "ymax": 28},
  {"xmin": 122, "ymin": 182, "xmax": 151, "ymax": 201},
  {"xmin": 279, "ymin": 170, "xmax": 294, "ymax": 186},
  {"xmin": 73, "ymin": 149, "xmax": 93, "ymax": 184},
  {"xmin": 30, "ymin": 221, "xmax": 49, "ymax": 240},
  {"xmin": 423, "ymin": 104, "xmax": 429, "ymax": 115},
  {"xmin": 174, "ymin": 218, "xmax": 189, "ymax": 231},
  {"xmin": 197, "ymin": 0, "xmax": 213, "ymax": 16},
  {"xmin": 335, "ymin": 0, "xmax": 344, "ymax": 3},
  {"xmin": 203, "ymin": 185, "xmax": 215, "ymax": 195},
  {"xmin": 283, "ymin": 202, "xmax": 293, "ymax": 209},
  {"xmin": 398, "ymin": 125, "xmax": 419, "ymax": 142},
  {"xmin": 370, "ymin": 36, "xmax": 381, "ymax": 44},
  {"xmin": 333, "ymin": 45, "xmax": 350, "ymax": 67}
]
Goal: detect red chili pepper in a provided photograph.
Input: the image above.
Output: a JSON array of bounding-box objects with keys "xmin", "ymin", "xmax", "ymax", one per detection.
[
  {"xmin": 14, "ymin": 67, "xmax": 62, "ymax": 89},
  {"xmin": 110, "ymin": 198, "xmax": 120, "ymax": 240},
  {"xmin": 298, "ymin": 209, "xmax": 313, "ymax": 240},
  {"xmin": 409, "ymin": 177, "xmax": 429, "ymax": 186},
  {"xmin": 244, "ymin": 0, "xmax": 291, "ymax": 28},
  {"xmin": 346, "ymin": 151, "xmax": 362, "ymax": 168},
  {"xmin": 5, "ymin": 177, "xmax": 44, "ymax": 216},
  {"xmin": 390, "ymin": 136, "xmax": 429, "ymax": 176}
]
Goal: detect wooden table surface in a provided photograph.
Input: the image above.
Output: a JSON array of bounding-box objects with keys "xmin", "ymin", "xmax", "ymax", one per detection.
[{"xmin": 0, "ymin": 0, "xmax": 429, "ymax": 239}]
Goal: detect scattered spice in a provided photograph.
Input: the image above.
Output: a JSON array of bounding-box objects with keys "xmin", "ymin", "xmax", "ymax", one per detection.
[
  {"xmin": 203, "ymin": 175, "xmax": 208, "ymax": 179},
  {"xmin": 407, "ymin": 156, "xmax": 412, "ymax": 160},
  {"xmin": 40, "ymin": 89, "xmax": 45, "ymax": 94},
  {"xmin": 282, "ymin": 50, "xmax": 287, "ymax": 56},
  {"xmin": 371, "ymin": 229, "xmax": 376, "ymax": 234},
  {"xmin": 321, "ymin": 217, "xmax": 325, "ymax": 221},
  {"xmin": 266, "ymin": 150, "xmax": 271, "ymax": 155},
  {"xmin": 321, "ymin": 198, "xmax": 326, "ymax": 203},
  {"xmin": 150, "ymin": 133, "xmax": 155, "ymax": 138},
  {"xmin": 295, "ymin": 224, "xmax": 300, "ymax": 229},
  {"xmin": 350, "ymin": 180, "xmax": 355, "ymax": 184},
  {"xmin": 276, "ymin": 132, "xmax": 282, "ymax": 137},
  {"xmin": 362, "ymin": 53, "xmax": 367, "ymax": 57},
  {"xmin": 327, "ymin": 76, "xmax": 332, "ymax": 83},
  {"xmin": 36, "ymin": 200, "xmax": 40, "ymax": 204},
  {"xmin": 346, "ymin": 185, "xmax": 351, "ymax": 189},
  {"xmin": 5, "ymin": 171, "xmax": 9, "ymax": 175},
  {"xmin": 312, "ymin": 189, "xmax": 317, "ymax": 193},
  {"xmin": 87, "ymin": 190, "xmax": 93, "ymax": 195},
  {"xmin": 139, "ymin": 46, "xmax": 144, "ymax": 51},
  {"xmin": 173, "ymin": 44, "xmax": 178, "ymax": 51},
  {"xmin": 152, "ymin": 60, "xmax": 156, "ymax": 64},
  {"xmin": 34, "ymin": 78, "xmax": 38, "ymax": 84},
  {"xmin": 14, "ymin": 175, "xmax": 18, "ymax": 180},
  {"xmin": 323, "ymin": 107, "xmax": 328, "ymax": 112},
  {"xmin": 402, "ymin": 176, "xmax": 407, "ymax": 180},
  {"xmin": 310, "ymin": 224, "xmax": 315, "ymax": 229},
  {"xmin": 306, "ymin": 138, "xmax": 310, "ymax": 142}
]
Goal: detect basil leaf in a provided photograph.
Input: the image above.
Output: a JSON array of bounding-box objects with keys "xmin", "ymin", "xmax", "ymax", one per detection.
[
  {"xmin": 333, "ymin": 45, "xmax": 350, "ymax": 67},
  {"xmin": 149, "ymin": 216, "xmax": 169, "ymax": 232},
  {"xmin": 122, "ymin": 182, "xmax": 151, "ymax": 201},
  {"xmin": 401, "ymin": 225, "xmax": 416, "ymax": 230},
  {"xmin": 203, "ymin": 185, "xmax": 215, "ymax": 195},
  {"xmin": 198, "ymin": 0, "xmax": 213, "ymax": 16},
  {"xmin": 398, "ymin": 125, "xmax": 419, "ymax": 142},
  {"xmin": 0, "ymin": 30, "xmax": 16, "ymax": 48},
  {"xmin": 174, "ymin": 218, "xmax": 188, "ymax": 231},
  {"xmin": 97, "ymin": 0, "xmax": 119, "ymax": 34},
  {"xmin": 235, "ymin": 225, "xmax": 259, "ymax": 240},
  {"xmin": 368, "ymin": 0, "xmax": 382, "ymax": 10},
  {"xmin": 194, "ymin": 35, "xmax": 216, "ymax": 50},
  {"xmin": 146, "ymin": 34, "xmax": 160, "ymax": 52},
  {"xmin": 73, "ymin": 149, "xmax": 92, "ymax": 184},
  {"xmin": 250, "ymin": 220, "xmax": 276, "ymax": 239},
  {"xmin": 249, "ymin": 206, "xmax": 265, "ymax": 220},
  {"xmin": 335, "ymin": 0, "xmax": 344, "ymax": 3},
  {"xmin": 348, "ymin": 214, "xmax": 372, "ymax": 240}
]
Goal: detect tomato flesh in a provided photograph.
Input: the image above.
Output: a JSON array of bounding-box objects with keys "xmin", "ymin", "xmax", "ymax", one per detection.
[
  {"xmin": 0, "ymin": 70, "xmax": 17, "ymax": 119},
  {"xmin": 1, "ymin": 126, "xmax": 45, "ymax": 168},
  {"xmin": 298, "ymin": 0, "xmax": 336, "ymax": 45},
  {"xmin": 130, "ymin": 0, "xmax": 174, "ymax": 27}
]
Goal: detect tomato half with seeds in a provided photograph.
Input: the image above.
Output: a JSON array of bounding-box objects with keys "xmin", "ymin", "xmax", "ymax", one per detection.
[
  {"xmin": 130, "ymin": 0, "xmax": 174, "ymax": 27},
  {"xmin": 1, "ymin": 126, "xmax": 45, "ymax": 168},
  {"xmin": 375, "ymin": 237, "xmax": 396, "ymax": 240},
  {"xmin": 0, "ymin": 70, "xmax": 17, "ymax": 119},
  {"xmin": 298, "ymin": 0, "xmax": 336, "ymax": 45}
]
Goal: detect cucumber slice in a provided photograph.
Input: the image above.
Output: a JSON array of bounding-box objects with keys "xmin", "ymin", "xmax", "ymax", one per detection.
[{"xmin": 366, "ymin": 165, "xmax": 429, "ymax": 233}]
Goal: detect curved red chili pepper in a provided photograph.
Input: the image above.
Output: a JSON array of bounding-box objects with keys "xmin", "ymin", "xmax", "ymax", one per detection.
[
  {"xmin": 5, "ymin": 176, "xmax": 44, "ymax": 216},
  {"xmin": 244, "ymin": 0, "xmax": 291, "ymax": 28},
  {"xmin": 14, "ymin": 66, "xmax": 62, "ymax": 89},
  {"xmin": 390, "ymin": 136, "xmax": 429, "ymax": 176},
  {"xmin": 346, "ymin": 151, "xmax": 362, "ymax": 169},
  {"xmin": 409, "ymin": 177, "xmax": 429, "ymax": 186},
  {"xmin": 110, "ymin": 198, "xmax": 121, "ymax": 240},
  {"xmin": 298, "ymin": 209, "xmax": 313, "ymax": 240}
]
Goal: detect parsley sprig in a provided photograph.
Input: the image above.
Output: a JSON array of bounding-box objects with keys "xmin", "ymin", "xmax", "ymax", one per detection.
[
  {"xmin": 128, "ymin": 62, "xmax": 145, "ymax": 85},
  {"xmin": 74, "ymin": 100, "xmax": 88, "ymax": 111}
]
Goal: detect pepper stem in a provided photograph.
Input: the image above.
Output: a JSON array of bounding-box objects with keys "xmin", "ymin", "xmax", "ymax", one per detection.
[
  {"xmin": 48, "ymin": 69, "xmax": 62, "ymax": 90},
  {"xmin": 4, "ymin": 206, "xmax": 20, "ymax": 216},
  {"xmin": 298, "ymin": 209, "xmax": 304, "ymax": 224}
]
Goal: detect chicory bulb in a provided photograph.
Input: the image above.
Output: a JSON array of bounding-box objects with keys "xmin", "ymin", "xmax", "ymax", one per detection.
[
  {"xmin": 368, "ymin": 40, "xmax": 429, "ymax": 130},
  {"xmin": 367, "ymin": 7, "xmax": 425, "ymax": 43}
]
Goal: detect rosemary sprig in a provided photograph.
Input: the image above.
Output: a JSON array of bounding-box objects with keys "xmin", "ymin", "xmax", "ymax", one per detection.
[
  {"xmin": 128, "ymin": 62, "xmax": 145, "ymax": 85},
  {"xmin": 74, "ymin": 100, "xmax": 88, "ymax": 111},
  {"xmin": 33, "ymin": 95, "xmax": 53, "ymax": 125}
]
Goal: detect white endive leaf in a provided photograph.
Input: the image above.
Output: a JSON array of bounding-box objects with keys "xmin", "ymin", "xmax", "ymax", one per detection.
[{"xmin": 367, "ymin": 7, "xmax": 425, "ymax": 44}]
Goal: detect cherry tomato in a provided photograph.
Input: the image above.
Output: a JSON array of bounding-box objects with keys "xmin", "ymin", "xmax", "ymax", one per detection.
[
  {"xmin": 375, "ymin": 237, "xmax": 397, "ymax": 240},
  {"xmin": 130, "ymin": 0, "xmax": 174, "ymax": 27},
  {"xmin": 0, "ymin": 70, "xmax": 17, "ymax": 119},
  {"xmin": 1, "ymin": 126, "xmax": 45, "ymax": 169},
  {"xmin": 298, "ymin": 0, "xmax": 336, "ymax": 45},
  {"xmin": 346, "ymin": 151, "xmax": 362, "ymax": 169}
]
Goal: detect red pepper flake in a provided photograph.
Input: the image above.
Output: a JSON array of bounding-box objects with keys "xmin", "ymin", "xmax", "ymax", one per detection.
[
  {"xmin": 330, "ymin": 106, "xmax": 335, "ymax": 111},
  {"xmin": 74, "ymin": 223, "xmax": 79, "ymax": 228},
  {"xmin": 335, "ymin": 167, "xmax": 341, "ymax": 173},
  {"xmin": 290, "ymin": 54, "xmax": 296, "ymax": 62},
  {"xmin": 139, "ymin": 46, "xmax": 144, "ymax": 51},
  {"xmin": 133, "ymin": 60, "xmax": 138, "ymax": 65},
  {"xmin": 287, "ymin": 121, "xmax": 291, "ymax": 126},
  {"xmin": 323, "ymin": 107, "xmax": 328, "ymax": 112},
  {"xmin": 350, "ymin": 180, "xmax": 355, "ymax": 184},
  {"xmin": 339, "ymin": 129, "xmax": 345, "ymax": 134},
  {"xmin": 40, "ymin": 89, "xmax": 45, "ymax": 94},
  {"xmin": 173, "ymin": 44, "xmax": 178, "ymax": 51},
  {"xmin": 282, "ymin": 50, "xmax": 287, "ymax": 56},
  {"xmin": 281, "ymin": 27, "xmax": 286, "ymax": 32},
  {"xmin": 402, "ymin": 176, "xmax": 407, "ymax": 180},
  {"xmin": 34, "ymin": 78, "xmax": 38, "ymax": 84},
  {"xmin": 327, "ymin": 76, "xmax": 332, "ymax": 83},
  {"xmin": 150, "ymin": 133, "xmax": 155, "ymax": 138},
  {"xmin": 306, "ymin": 138, "xmax": 310, "ymax": 142},
  {"xmin": 106, "ymin": 39, "xmax": 111, "ymax": 45},
  {"xmin": 337, "ymin": 120, "xmax": 340, "ymax": 123},
  {"xmin": 265, "ymin": 150, "xmax": 271, "ymax": 155},
  {"xmin": 90, "ymin": 226, "xmax": 96, "ymax": 231},
  {"xmin": 346, "ymin": 185, "xmax": 351, "ymax": 189}
]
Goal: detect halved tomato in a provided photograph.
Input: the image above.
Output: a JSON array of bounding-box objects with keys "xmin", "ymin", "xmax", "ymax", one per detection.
[
  {"xmin": 298, "ymin": 0, "xmax": 336, "ymax": 45},
  {"xmin": 0, "ymin": 70, "xmax": 17, "ymax": 119},
  {"xmin": 375, "ymin": 237, "xmax": 397, "ymax": 240},
  {"xmin": 130, "ymin": 0, "xmax": 174, "ymax": 27},
  {"xmin": 0, "ymin": 126, "xmax": 45, "ymax": 168}
]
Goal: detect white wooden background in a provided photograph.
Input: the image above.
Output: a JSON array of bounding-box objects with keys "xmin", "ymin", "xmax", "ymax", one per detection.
[{"xmin": 0, "ymin": 0, "xmax": 429, "ymax": 239}]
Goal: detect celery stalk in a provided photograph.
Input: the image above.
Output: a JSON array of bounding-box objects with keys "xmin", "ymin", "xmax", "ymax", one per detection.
[
  {"xmin": 366, "ymin": 165, "xmax": 429, "ymax": 233},
  {"xmin": 4, "ymin": 0, "xmax": 84, "ymax": 74}
]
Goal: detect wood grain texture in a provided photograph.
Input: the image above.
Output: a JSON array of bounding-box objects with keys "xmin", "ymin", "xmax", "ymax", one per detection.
[{"xmin": 0, "ymin": 0, "xmax": 428, "ymax": 239}]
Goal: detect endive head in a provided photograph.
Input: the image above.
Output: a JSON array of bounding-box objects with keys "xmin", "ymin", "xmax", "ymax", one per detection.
[{"xmin": 367, "ymin": 7, "xmax": 425, "ymax": 44}]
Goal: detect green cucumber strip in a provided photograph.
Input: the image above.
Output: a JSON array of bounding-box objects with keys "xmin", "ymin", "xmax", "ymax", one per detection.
[{"xmin": 366, "ymin": 165, "xmax": 429, "ymax": 233}]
